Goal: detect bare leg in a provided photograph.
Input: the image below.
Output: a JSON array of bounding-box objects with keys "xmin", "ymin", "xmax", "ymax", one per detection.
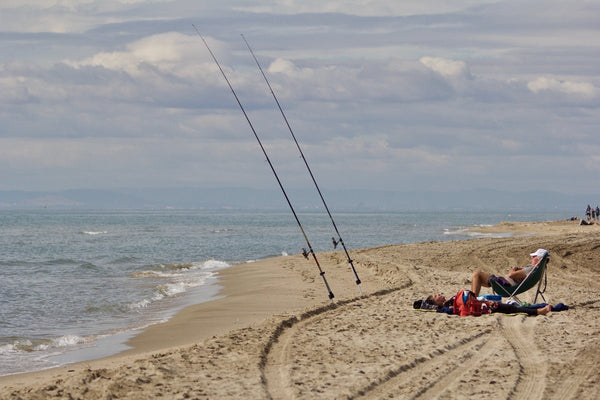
[{"xmin": 471, "ymin": 270, "xmax": 491, "ymax": 296}]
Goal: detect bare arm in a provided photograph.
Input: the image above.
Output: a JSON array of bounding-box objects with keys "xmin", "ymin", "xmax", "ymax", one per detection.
[{"xmin": 508, "ymin": 267, "xmax": 527, "ymax": 282}]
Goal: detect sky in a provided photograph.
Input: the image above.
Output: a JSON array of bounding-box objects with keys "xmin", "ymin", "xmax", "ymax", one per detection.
[{"xmin": 1, "ymin": 0, "xmax": 599, "ymax": 196}]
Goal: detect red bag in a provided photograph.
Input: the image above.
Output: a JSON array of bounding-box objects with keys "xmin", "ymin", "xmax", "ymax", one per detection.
[{"xmin": 453, "ymin": 289, "xmax": 488, "ymax": 316}]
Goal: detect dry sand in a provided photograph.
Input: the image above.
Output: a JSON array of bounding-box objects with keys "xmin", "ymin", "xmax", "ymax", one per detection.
[{"xmin": 1, "ymin": 220, "xmax": 599, "ymax": 399}]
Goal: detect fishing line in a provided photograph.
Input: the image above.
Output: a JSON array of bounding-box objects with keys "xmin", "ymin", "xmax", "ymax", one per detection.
[
  {"xmin": 241, "ymin": 34, "xmax": 363, "ymax": 294},
  {"xmin": 193, "ymin": 26, "xmax": 334, "ymax": 301}
]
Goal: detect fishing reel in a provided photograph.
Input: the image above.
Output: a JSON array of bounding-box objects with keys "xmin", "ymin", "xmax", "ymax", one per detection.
[
  {"xmin": 302, "ymin": 248, "xmax": 309, "ymax": 259},
  {"xmin": 332, "ymin": 237, "xmax": 340, "ymax": 249}
]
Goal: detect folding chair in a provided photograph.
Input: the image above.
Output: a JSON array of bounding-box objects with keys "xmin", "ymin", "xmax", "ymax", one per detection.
[{"xmin": 490, "ymin": 254, "xmax": 548, "ymax": 304}]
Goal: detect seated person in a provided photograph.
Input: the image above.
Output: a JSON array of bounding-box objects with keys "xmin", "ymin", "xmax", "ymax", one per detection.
[
  {"xmin": 471, "ymin": 248, "xmax": 548, "ymax": 296},
  {"xmin": 414, "ymin": 293, "xmax": 552, "ymax": 316}
]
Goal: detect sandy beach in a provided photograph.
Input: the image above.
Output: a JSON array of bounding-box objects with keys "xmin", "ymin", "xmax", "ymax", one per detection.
[{"xmin": 1, "ymin": 219, "xmax": 599, "ymax": 399}]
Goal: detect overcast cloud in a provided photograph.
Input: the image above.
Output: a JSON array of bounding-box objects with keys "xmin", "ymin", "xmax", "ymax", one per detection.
[{"xmin": 1, "ymin": 0, "xmax": 599, "ymax": 195}]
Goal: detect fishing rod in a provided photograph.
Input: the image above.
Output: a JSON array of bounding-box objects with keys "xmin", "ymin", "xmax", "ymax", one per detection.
[
  {"xmin": 193, "ymin": 26, "xmax": 334, "ymax": 301},
  {"xmin": 241, "ymin": 34, "xmax": 363, "ymax": 294}
]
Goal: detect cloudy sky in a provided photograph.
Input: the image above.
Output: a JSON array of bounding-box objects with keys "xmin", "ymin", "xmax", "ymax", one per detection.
[{"xmin": 1, "ymin": 1, "xmax": 599, "ymax": 196}]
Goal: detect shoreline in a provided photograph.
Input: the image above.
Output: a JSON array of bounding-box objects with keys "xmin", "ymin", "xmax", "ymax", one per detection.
[
  {"xmin": 0, "ymin": 251, "xmax": 365, "ymax": 385},
  {"xmin": 2, "ymin": 219, "xmax": 599, "ymax": 399}
]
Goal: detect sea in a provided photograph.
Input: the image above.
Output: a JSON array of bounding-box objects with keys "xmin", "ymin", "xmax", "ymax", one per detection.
[{"xmin": 0, "ymin": 209, "xmax": 568, "ymax": 376}]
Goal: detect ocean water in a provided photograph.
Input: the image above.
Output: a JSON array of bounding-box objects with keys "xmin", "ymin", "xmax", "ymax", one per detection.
[{"xmin": 0, "ymin": 209, "xmax": 567, "ymax": 376}]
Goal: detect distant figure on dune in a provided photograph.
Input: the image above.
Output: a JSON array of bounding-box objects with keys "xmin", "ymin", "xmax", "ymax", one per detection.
[{"xmin": 586, "ymin": 204, "xmax": 592, "ymax": 221}]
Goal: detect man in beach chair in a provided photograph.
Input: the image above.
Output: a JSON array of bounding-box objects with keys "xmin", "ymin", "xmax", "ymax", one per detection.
[{"xmin": 470, "ymin": 249, "xmax": 548, "ymax": 302}]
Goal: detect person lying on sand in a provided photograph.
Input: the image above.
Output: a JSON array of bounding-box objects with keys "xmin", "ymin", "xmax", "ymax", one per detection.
[
  {"xmin": 471, "ymin": 248, "xmax": 548, "ymax": 296},
  {"xmin": 414, "ymin": 293, "xmax": 553, "ymax": 316}
]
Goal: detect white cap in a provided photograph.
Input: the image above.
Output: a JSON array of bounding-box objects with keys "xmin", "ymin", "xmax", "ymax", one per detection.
[{"xmin": 530, "ymin": 248, "xmax": 549, "ymax": 258}]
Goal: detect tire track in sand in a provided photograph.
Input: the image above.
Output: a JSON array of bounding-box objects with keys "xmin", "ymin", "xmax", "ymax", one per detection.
[
  {"xmin": 260, "ymin": 284, "xmax": 500, "ymax": 400},
  {"xmin": 408, "ymin": 333, "xmax": 502, "ymax": 400},
  {"xmin": 351, "ymin": 329, "xmax": 496, "ymax": 400},
  {"xmin": 500, "ymin": 316, "xmax": 548, "ymax": 400},
  {"xmin": 259, "ymin": 287, "xmax": 409, "ymax": 400},
  {"xmin": 548, "ymin": 345, "xmax": 600, "ymax": 400},
  {"xmin": 261, "ymin": 314, "xmax": 300, "ymax": 400}
]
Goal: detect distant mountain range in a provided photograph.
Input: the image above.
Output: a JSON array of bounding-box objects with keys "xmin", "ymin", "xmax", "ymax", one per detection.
[{"xmin": 0, "ymin": 187, "xmax": 596, "ymax": 213}]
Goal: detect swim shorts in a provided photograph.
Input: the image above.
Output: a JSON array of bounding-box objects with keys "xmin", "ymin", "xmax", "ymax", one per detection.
[{"xmin": 488, "ymin": 275, "xmax": 513, "ymax": 287}]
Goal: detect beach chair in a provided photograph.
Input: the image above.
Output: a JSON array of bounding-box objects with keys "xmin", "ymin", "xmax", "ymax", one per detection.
[{"xmin": 490, "ymin": 254, "xmax": 548, "ymax": 305}]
